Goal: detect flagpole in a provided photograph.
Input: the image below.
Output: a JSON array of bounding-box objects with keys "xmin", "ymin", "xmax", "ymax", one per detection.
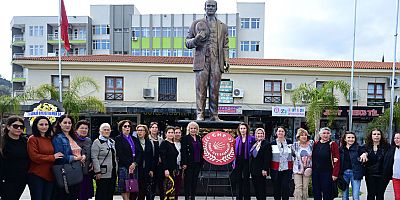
[
  {"xmin": 349, "ymin": 0, "xmax": 358, "ymax": 132},
  {"xmin": 389, "ymin": 0, "xmax": 400, "ymax": 144},
  {"xmin": 58, "ymin": 0, "xmax": 63, "ymax": 102}
]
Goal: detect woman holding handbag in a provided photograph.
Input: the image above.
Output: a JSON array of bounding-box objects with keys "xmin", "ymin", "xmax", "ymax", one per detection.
[
  {"xmin": 160, "ymin": 126, "xmax": 179, "ymax": 200},
  {"xmin": 52, "ymin": 114, "xmax": 85, "ymax": 199},
  {"xmin": 91, "ymin": 123, "xmax": 118, "ymax": 200},
  {"xmin": 0, "ymin": 116, "xmax": 29, "ymax": 200},
  {"xmin": 74, "ymin": 120, "xmax": 94, "ymax": 200},
  {"xmin": 115, "ymin": 120, "xmax": 141, "ymax": 200}
]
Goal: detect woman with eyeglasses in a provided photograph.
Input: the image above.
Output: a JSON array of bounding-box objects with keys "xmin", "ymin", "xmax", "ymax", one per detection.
[
  {"xmin": 27, "ymin": 116, "xmax": 61, "ymax": 200},
  {"xmin": 270, "ymin": 126, "xmax": 293, "ymax": 200},
  {"xmin": 91, "ymin": 123, "xmax": 118, "ymax": 200},
  {"xmin": 74, "ymin": 120, "xmax": 94, "ymax": 200},
  {"xmin": 364, "ymin": 128, "xmax": 390, "ymax": 200},
  {"xmin": 0, "ymin": 116, "xmax": 29, "ymax": 200},
  {"xmin": 159, "ymin": 126, "xmax": 179, "ymax": 200},
  {"xmin": 134, "ymin": 124, "xmax": 155, "ymax": 200},
  {"xmin": 312, "ymin": 127, "xmax": 340, "ymax": 200},
  {"xmin": 115, "ymin": 120, "xmax": 140, "ymax": 200},
  {"xmin": 52, "ymin": 114, "xmax": 85, "ymax": 199}
]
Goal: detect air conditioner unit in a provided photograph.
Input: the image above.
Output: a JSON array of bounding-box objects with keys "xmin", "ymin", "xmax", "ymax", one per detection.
[
  {"xmin": 132, "ymin": 37, "xmax": 138, "ymax": 41},
  {"xmin": 143, "ymin": 88, "xmax": 155, "ymax": 98},
  {"xmin": 346, "ymin": 91, "xmax": 359, "ymax": 101},
  {"xmin": 284, "ymin": 82, "xmax": 294, "ymax": 91},
  {"xmin": 387, "ymin": 76, "xmax": 400, "ymax": 88},
  {"xmin": 232, "ymin": 88, "xmax": 244, "ymax": 98}
]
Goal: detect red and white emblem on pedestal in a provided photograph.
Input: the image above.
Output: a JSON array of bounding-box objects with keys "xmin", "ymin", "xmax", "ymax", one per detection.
[{"xmin": 202, "ymin": 131, "xmax": 235, "ymax": 165}]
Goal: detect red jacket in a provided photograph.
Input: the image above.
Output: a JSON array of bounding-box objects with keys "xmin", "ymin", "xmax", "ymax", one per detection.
[{"xmin": 314, "ymin": 140, "xmax": 340, "ymax": 177}]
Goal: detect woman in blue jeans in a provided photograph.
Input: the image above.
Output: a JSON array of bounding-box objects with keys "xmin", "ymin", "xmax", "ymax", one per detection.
[{"xmin": 339, "ymin": 131, "xmax": 367, "ymax": 200}]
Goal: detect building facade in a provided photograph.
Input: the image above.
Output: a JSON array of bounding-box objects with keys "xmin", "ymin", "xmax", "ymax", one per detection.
[{"xmin": 12, "ymin": 55, "xmax": 400, "ymax": 143}]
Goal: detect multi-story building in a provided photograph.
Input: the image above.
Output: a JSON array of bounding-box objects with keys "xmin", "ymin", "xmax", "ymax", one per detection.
[
  {"xmin": 10, "ymin": 3, "xmax": 265, "ymax": 95},
  {"xmin": 12, "ymin": 55, "xmax": 400, "ymax": 144}
]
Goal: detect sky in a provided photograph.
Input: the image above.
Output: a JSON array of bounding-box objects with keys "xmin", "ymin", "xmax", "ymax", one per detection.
[{"xmin": 1, "ymin": 0, "xmax": 398, "ymax": 80}]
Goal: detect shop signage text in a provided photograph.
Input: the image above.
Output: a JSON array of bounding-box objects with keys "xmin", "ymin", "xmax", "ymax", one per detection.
[
  {"xmin": 272, "ymin": 106, "xmax": 305, "ymax": 117},
  {"xmin": 323, "ymin": 106, "xmax": 383, "ymax": 117}
]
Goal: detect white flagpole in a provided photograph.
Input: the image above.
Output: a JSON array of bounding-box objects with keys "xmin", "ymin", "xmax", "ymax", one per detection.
[
  {"xmin": 349, "ymin": 0, "xmax": 358, "ymax": 132},
  {"xmin": 58, "ymin": 0, "xmax": 63, "ymax": 102},
  {"xmin": 389, "ymin": 0, "xmax": 400, "ymax": 144}
]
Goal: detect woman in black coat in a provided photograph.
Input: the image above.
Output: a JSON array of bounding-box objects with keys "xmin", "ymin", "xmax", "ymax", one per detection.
[
  {"xmin": 159, "ymin": 126, "xmax": 179, "ymax": 199},
  {"xmin": 181, "ymin": 121, "xmax": 203, "ymax": 200},
  {"xmin": 364, "ymin": 128, "xmax": 390, "ymax": 200},
  {"xmin": 134, "ymin": 124, "xmax": 156, "ymax": 200},
  {"xmin": 250, "ymin": 128, "xmax": 272, "ymax": 200}
]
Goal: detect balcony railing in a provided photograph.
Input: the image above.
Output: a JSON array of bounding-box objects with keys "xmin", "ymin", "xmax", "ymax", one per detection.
[
  {"xmin": 12, "ymin": 35, "xmax": 24, "ymax": 42},
  {"xmin": 13, "ymin": 53, "xmax": 25, "ymax": 58},
  {"xmin": 13, "ymin": 90, "xmax": 26, "ymax": 97},
  {"xmin": 13, "ymin": 72, "xmax": 24, "ymax": 79},
  {"xmin": 47, "ymin": 34, "xmax": 87, "ymax": 41}
]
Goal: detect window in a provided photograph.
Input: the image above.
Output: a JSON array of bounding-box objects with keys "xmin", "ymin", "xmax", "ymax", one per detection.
[
  {"xmin": 162, "ymin": 28, "xmax": 172, "ymax": 37},
  {"xmin": 173, "ymin": 49, "xmax": 183, "ymax": 57},
  {"xmin": 162, "ymin": 49, "xmax": 172, "ymax": 56},
  {"xmin": 241, "ymin": 18, "xmax": 250, "ymax": 29},
  {"xmin": 158, "ymin": 78, "xmax": 177, "ymax": 101},
  {"xmin": 250, "ymin": 41, "xmax": 260, "ymax": 51},
  {"xmin": 142, "ymin": 27, "xmax": 150, "ymax": 37},
  {"xmin": 173, "ymin": 27, "xmax": 184, "ymax": 37},
  {"xmin": 228, "ymin": 26, "xmax": 236, "ymax": 37},
  {"xmin": 264, "ymin": 80, "xmax": 282, "ymax": 104},
  {"xmin": 92, "ymin": 40, "xmax": 110, "ymax": 50},
  {"xmin": 251, "ymin": 18, "xmax": 260, "ymax": 29},
  {"xmin": 152, "ymin": 49, "xmax": 161, "ymax": 56},
  {"xmin": 132, "ymin": 49, "xmax": 141, "ymax": 56},
  {"xmin": 51, "ymin": 75, "xmax": 70, "ymax": 90},
  {"xmin": 152, "ymin": 27, "xmax": 161, "ymax": 37},
  {"xmin": 367, "ymin": 83, "xmax": 385, "ymax": 106},
  {"xmin": 29, "ymin": 26, "xmax": 44, "ymax": 36},
  {"xmin": 240, "ymin": 41, "xmax": 250, "ymax": 51},
  {"xmin": 142, "ymin": 49, "xmax": 151, "ymax": 56},
  {"xmin": 123, "ymin": 28, "xmax": 130, "ymax": 32},
  {"xmin": 92, "ymin": 25, "xmax": 110, "ymax": 35},
  {"xmin": 316, "ymin": 81, "xmax": 325, "ymax": 90},
  {"xmin": 114, "ymin": 28, "xmax": 122, "ymax": 32},
  {"xmin": 229, "ymin": 49, "xmax": 236, "ymax": 58},
  {"xmin": 132, "ymin": 27, "xmax": 141, "ymax": 37},
  {"xmin": 105, "ymin": 77, "xmax": 124, "ymax": 100},
  {"xmin": 183, "ymin": 49, "xmax": 192, "ymax": 57},
  {"xmin": 29, "ymin": 45, "xmax": 44, "ymax": 56}
]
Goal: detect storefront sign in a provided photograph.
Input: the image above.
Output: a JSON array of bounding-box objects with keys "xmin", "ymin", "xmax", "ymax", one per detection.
[
  {"xmin": 272, "ymin": 106, "xmax": 305, "ymax": 117},
  {"xmin": 218, "ymin": 106, "xmax": 242, "ymax": 115},
  {"xmin": 323, "ymin": 106, "xmax": 383, "ymax": 117},
  {"xmin": 202, "ymin": 131, "xmax": 235, "ymax": 165}
]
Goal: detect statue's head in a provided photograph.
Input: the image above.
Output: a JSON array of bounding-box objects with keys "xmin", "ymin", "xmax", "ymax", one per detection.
[{"xmin": 204, "ymin": 0, "xmax": 217, "ymax": 16}]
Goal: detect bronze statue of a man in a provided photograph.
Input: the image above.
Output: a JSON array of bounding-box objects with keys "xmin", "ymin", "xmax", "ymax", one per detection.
[{"xmin": 186, "ymin": 0, "xmax": 229, "ymax": 121}]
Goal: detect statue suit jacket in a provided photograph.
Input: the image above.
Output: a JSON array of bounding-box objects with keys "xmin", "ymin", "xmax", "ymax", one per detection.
[{"xmin": 185, "ymin": 18, "xmax": 229, "ymax": 73}]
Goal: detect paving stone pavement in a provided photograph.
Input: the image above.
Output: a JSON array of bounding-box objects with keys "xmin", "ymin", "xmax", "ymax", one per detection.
[{"xmin": 20, "ymin": 179, "xmax": 395, "ymax": 199}]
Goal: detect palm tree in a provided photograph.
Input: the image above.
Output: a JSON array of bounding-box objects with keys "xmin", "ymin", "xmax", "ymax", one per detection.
[
  {"xmin": 0, "ymin": 94, "xmax": 27, "ymax": 123},
  {"xmin": 291, "ymin": 80, "xmax": 350, "ymax": 136},
  {"xmin": 34, "ymin": 76, "xmax": 105, "ymax": 120},
  {"xmin": 367, "ymin": 102, "xmax": 400, "ymax": 134}
]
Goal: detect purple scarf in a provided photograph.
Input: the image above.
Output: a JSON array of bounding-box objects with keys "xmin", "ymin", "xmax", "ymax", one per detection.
[
  {"xmin": 122, "ymin": 133, "xmax": 135, "ymax": 158},
  {"xmin": 235, "ymin": 135, "xmax": 255, "ymax": 160}
]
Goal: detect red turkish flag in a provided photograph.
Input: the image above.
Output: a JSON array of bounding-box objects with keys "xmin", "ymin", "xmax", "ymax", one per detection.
[{"xmin": 61, "ymin": 0, "xmax": 70, "ymax": 51}]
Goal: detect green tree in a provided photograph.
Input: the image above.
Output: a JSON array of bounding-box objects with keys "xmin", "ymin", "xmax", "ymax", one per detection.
[
  {"xmin": 367, "ymin": 102, "xmax": 400, "ymax": 134},
  {"xmin": 0, "ymin": 94, "xmax": 27, "ymax": 123},
  {"xmin": 34, "ymin": 76, "xmax": 105, "ymax": 120},
  {"xmin": 291, "ymin": 80, "xmax": 350, "ymax": 136}
]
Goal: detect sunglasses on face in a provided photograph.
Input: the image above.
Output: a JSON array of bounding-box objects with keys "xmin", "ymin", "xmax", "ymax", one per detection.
[
  {"xmin": 123, "ymin": 125, "xmax": 131, "ymax": 128},
  {"xmin": 12, "ymin": 124, "xmax": 25, "ymax": 129}
]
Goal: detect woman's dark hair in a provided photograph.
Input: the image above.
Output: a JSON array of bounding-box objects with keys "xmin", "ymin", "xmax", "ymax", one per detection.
[
  {"xmin": 150, "ymin": 122, "xmax": 158, "ymax": 128},
  {"xmin": 341, "ymin": 131, "xmax": 357, "ymax": 146},
  {"xmin": 75, "ymin": 120, "xmax": 90, "ymax": 130},
  {"xmin": 54, "ymin": 114, "xmax": 76, "ymax": 139},
  {"xmin": 365, "ymin": 128, "xmax": 389, "ymax": 149},
  {"xmin": 0, "ymin": 115, "xmax": 24, "ymax": 157},
  {"xmin": 165, "ymin": 126, "xmax": 175, "ymax": 133},
  {"xmin": 392, "ymin": 132, "xmax": 400, "ymax": 147},
  {"xmin": 31, "ymin": 116, "xmax": 52, "ymax": 138},
  {"xmin": 118, "ymin": 120, "xmax": 132, "ymax": 133},
  {"xmin": 236, "ymin": 122, "xmax": 250, "ymax": 137}
]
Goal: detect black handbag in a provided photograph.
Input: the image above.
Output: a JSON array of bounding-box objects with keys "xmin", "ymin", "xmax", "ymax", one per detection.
[
  {"xmin": 336, "ymin": 174, "xmax": 349, "ymax": 191},
  {"xmin": 52, "ymin": 161, "xmax": 83, "ymax": 193}
]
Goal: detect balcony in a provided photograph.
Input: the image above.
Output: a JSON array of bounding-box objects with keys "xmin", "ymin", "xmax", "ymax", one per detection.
[
  {"xmin": 13, "ymin": 90, "xmax": 26, "ymax": 97},
  {"xmin": 12, "ymin": 35, "xmax": 25, "ymax": 46},
  {"xmin": 47, "ymin": 34, "xmax": 87, "ymax": 44},
  {"xmin": 12, "ymin": 72, "xmax": 26, "ymax": 82},
  {"xmin": 13, "ymin": 53, "xmax": 25, "ymax": 58}
]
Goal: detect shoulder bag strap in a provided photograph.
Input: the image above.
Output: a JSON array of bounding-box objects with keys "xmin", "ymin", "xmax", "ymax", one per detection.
[{"xmin": 100, "ymin": 148, "xmax": 111, "ymax": 166}]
